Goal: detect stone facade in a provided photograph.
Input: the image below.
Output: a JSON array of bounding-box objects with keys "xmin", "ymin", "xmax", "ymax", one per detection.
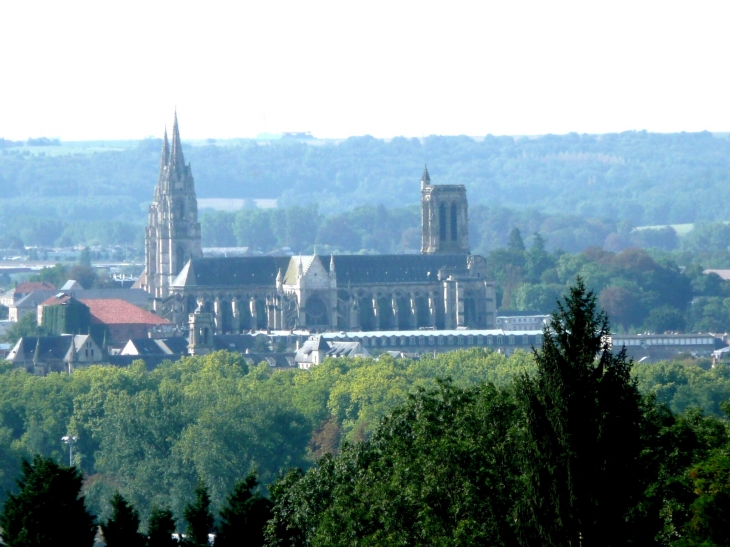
[
  {"xmin": 142, "ymin": 117, "xmax": 496, "ymax": 333},
  {"xmin": 420, "ymin": 167, "xmax": 469, "ymax": 254},
  {"xmin": 141, "ymin": 113, "xmax": 203, "ymax": 298}
]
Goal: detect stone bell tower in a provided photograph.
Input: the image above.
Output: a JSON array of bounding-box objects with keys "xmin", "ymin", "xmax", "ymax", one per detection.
[
  {"xmin": 420, "ymin": 166, "xmax": 469, "ymax": 254},
  {"xmin": 142, "ymin": 113, "xmax": 203, "ymax": 298}
]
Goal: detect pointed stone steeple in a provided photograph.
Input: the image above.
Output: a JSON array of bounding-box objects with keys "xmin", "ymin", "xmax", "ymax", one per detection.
[
  {"xmin": 169, "ymin": 110, "xmax": 186, "ymax": 177},
  {"xmin": 329, "ymin": 255, "xmax": 336, "ymax": 279},
  {"xmin": 276, "ymin": 268, "xmax": 283, "ymax": 292},
  {"xmin": 421, "ymin": 165, "xmax": 431, "ymax": 186},
  {"xmin": 297, "ymin": 256, "xmax": 304, "ymax": 280},
  {"xmin": 142, "ymin": 111, "xmax": 203, "ymax": 299}
]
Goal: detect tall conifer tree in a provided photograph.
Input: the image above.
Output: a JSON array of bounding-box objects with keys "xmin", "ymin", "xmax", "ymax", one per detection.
[
  {"xmin": 182, "ymin": 484, "xmax": 214, "ymax": 547},
  {"xmin": 100, "ymin": 492, "xmax": 145, "ymax": 547},
  {"xmin": 147, "ymin": 506, "xmax": 178, "ymax": 547},
  {"xmin": 216, "ymin": 473, "xmax": 272, "ymax": 547},
  {"xmin": 516, "ymin": 278, "xmax": 645, "ymax": 546},
  {"xmin": 0, "ymin": 455, "xmax": 96, "ymax": 547}
]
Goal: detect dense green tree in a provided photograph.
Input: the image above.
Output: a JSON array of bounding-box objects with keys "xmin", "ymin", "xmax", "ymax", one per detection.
[
  {"xmin": 216, "ymin": 473, "xmax": 272, "ymax": 547},
  {"xmin": 3, "ymin": 312, "xmax": 48, "ymax": 344},
  {"xmin": 507, "ymin": 227, "xmax": 525, "ymax": 252},
  {"xmin": 182, "ymin": 484, "xmax": 215, "ymax": 547},
  {"xmin": 28, "ymin": 263, "xmax": 69, "ymax": 289},
  {"xmin": 515, "ymin": 278, "xmax": 646, "ymax": 546},
  {"xmin": 147, "ymin": 506, "xmax": 179, "ymax": 547},
  {"xmin": 0, "ymin": 455, "xmax": 96, "ymax": 547},
  {"xmin": 101, "ymin": 492, "xmax": 146, "ymax": 547},
  {"xmin": 266, "ymin": 381, "xmax": 522, "ymax": 547},
  {"xmin": 683, "ymin": 445, "xmax": 730, "ymax": 546}
]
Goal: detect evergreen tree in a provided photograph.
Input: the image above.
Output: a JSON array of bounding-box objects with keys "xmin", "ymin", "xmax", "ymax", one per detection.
[
  {"xmin": 182, "ymin": 484, "xmax": 214, "ymax": 547},
  {"xmin": 0, "ymin": 455, "xmax": 96, "ymax": 547},
  {"xmin": 100, "ymin": 492, "xmax": 145, "ymax": 547},
  {"xmin": 147, "ymin": 506, "xmax": 178, "ymax": 547},
  {"xmin": 507, "ymin": 227, "xmax": 525, "ymax": 252},
  {"xmin": 147, "ymin": 507, "xmax": 178, "ymax": 547},
  {"xmin": 216, "ymin": 473, "xmax": 272, "ymax": 547},
  {"xmin": 516, "ymin": 278, "xmax": 646, "ymax": 546}
]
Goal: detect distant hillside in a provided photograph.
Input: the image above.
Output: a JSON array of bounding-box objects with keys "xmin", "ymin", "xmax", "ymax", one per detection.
[{"xmin": 2, "ymin": 131, "xmax": 730, "ymax": 246}]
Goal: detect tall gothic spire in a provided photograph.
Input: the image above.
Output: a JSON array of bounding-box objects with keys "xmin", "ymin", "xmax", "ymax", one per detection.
[{"xmin": 169, "ymin": 110, "xmax": 186, "ymax": 177}]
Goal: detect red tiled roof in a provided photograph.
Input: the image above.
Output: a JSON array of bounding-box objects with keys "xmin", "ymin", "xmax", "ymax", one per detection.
[
  {"xmin": 15, "ymin": 282, "xmax": 55, "ymax": 293},
  {"xmin": 79, "ymin": 299, "xmax": 170, "ymax": 326},
  {"xmin": 39, "ymin": 294, "xmax": 72, "ymax": 307}
]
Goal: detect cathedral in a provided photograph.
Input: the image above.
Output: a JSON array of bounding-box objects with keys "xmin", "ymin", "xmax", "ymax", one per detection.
[{"xmin": 138, "ymin": 115, "xmax": 496, "ymax": 334}]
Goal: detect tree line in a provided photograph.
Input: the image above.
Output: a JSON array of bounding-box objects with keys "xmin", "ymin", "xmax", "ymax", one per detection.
[
  {"xmin": 4, "ymin": 130, "xmax": 730, "ymax": 252},
  {"xmin": 2, "ymin": 281, "xmax": 730, "ymax": 545}
]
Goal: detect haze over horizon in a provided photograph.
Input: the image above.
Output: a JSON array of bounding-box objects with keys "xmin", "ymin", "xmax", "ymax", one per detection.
[{"xmin": 2, "ymin": 0, "xmax": 730, "ymax": 141}]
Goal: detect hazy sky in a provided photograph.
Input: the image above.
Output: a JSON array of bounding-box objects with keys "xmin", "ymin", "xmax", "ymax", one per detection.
[{"xmin": 2, "ymin": 0, "xmax": 730, "ymax": 140}]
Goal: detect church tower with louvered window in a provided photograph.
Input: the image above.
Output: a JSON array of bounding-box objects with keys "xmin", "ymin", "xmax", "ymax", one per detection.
[
  {"xmin": 141, "ymin": 113, "xmax": 203, "ymax": 298},
  {"xmin": 420, "ymin": 166, "xmax": 469, "ymax": 254}
]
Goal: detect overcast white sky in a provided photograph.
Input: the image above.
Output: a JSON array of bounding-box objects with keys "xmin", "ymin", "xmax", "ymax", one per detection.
[{"xmin": 1, "ymin": 0, "xmax": 730, "ymax": 140}]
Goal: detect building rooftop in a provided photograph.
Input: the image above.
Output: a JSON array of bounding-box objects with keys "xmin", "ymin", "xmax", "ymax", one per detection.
[{"xmin": 80, "ymin": 299, "xmax": 170, "ymax": 326}]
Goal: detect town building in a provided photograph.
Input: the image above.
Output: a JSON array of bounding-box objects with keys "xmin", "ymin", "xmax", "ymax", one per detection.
[
  {"xmin": 0, "ymin": 281, "xmax": 55, "ymax": 307},
  {"xmin": 610, "ymin": 334, "xmax": 725, "ymax": 363},
  {"xmin": 9, "ymin": 288, "xmax": 152, "ymax": 323},
  {"xmin": 5, "ymin": 334, "xmax": 103, "ymax": 375},
  {"xmin": 138, "ymin": 115, "xmax": 497, "ymax": 333},
  {"xmin": 294, "ymin": 335, "xmax": 370, "ymax": 369},
  {"xmin": 496, "ymin": 313, "xmax": 550, "ymax": 331}
]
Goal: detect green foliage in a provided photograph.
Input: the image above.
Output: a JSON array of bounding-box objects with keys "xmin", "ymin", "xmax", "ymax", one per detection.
[
  {"xmin": 147, "ymin": 506, "xmax": 179, "ymax": 547},
  {"xmin": 516, "ymin": 278, "xmax": 646, "ymax": 545},
  {"xmin": 3, "ymin": 312, "xmax": 48, "ymax": 344},
  {"xmin": 683, "ymin": 446, "xmax": 730, "ymax": 546},
  {"xmin": 216, "ymin": 473, "xmax": 272, "ymax": 547},
  {"xmin": 28, "ymin": 263, "xmax": 69, "ymax": 289},
  {"xmin": 182, "ymin": 484, "xmax": 214, "ymax": 547},
  {"xmin": 266, "ymin": 381, "xmax": 522, "ymax": 547},
  {"xmin": 633, "ymin": 361, "xmax": 730, "ymax": 416},
  {"xmin": 100, "ymin": 492, "xmax": 145, "ymax": 547},
  {"xmin": 0, "ymin": 455, "xmax": 96, "ymax": 547},
  {"xmin": 41, "ymin": 299, "xmax": 91, "ymax": 335}
]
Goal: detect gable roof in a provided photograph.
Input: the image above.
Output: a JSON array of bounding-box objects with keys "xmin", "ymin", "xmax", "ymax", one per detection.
[
  {"xmin": 16, "ymin": 289, "xmax": 151, "ymax": 310},
  {"xmin": 171, "ymin": 257, "xmax": 292, "ymax": 288},
  {"xmin": 121, "ymin": 337, "xmax": 188, "ymax": 356},
  {"xmin": 80, "ymin": 299, "xmax": 170, "ymax": 326},
  {"xmin": 15, "ymin": 282, "xmax": 55, "ymax": 294},
  {"xmin": 5, "ymin": 334, "xmax": 93, "ymax": 363},
  {"xmin": 13, "ymin": 290, "xmax": 61, "ymax": 309}
]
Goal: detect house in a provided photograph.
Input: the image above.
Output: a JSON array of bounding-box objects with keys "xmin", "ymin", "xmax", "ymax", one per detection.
[
  {"xmin": 80, "ymin": 299, "xmax": 171, "ymax": 344},
  {"xmin": 496, "ymin": 312, "xmax": 550, "ymax": 331},
  {"xmin": 294, "ymin": 335, "xmax": 370, "ymax": 369},
  {"xmin": 121, "ymin": 337, "xmax": 189, "ymax": 357},
  {"xmin": 0, "ymin": 281, "xmax": 55, "ymax": 307},
  {"xmin": 5, "ymin": 334, "xmax": 103, "ymax": 375},
  {"xmin": 9, "ymin": 288, "xmax": 152, "ymax": 323}
]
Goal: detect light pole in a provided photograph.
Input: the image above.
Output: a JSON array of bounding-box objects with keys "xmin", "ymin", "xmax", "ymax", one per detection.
[{"xmin": 61, "ymin": 435, "xmax": 78, "ymax": 466}]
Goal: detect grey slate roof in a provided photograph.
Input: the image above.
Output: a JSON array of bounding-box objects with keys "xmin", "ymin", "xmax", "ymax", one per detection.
[
  {"xmin": 16, "ymin": 288, "xmax": 151, "ymax": 310},
  {"xmin": 123, "ymin": 337, "xmax": 189, "ymax": 356},
  {"xmin": 326, "ymin": 254, "xmax": 471, "ymax": 284},
  {"xmin": 172, "ymin": 257, "xmax": 292, "ymax": 288},
  {"xmin": 6, "ymin": 335, "xmax": 87, "ymax": 363}
]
